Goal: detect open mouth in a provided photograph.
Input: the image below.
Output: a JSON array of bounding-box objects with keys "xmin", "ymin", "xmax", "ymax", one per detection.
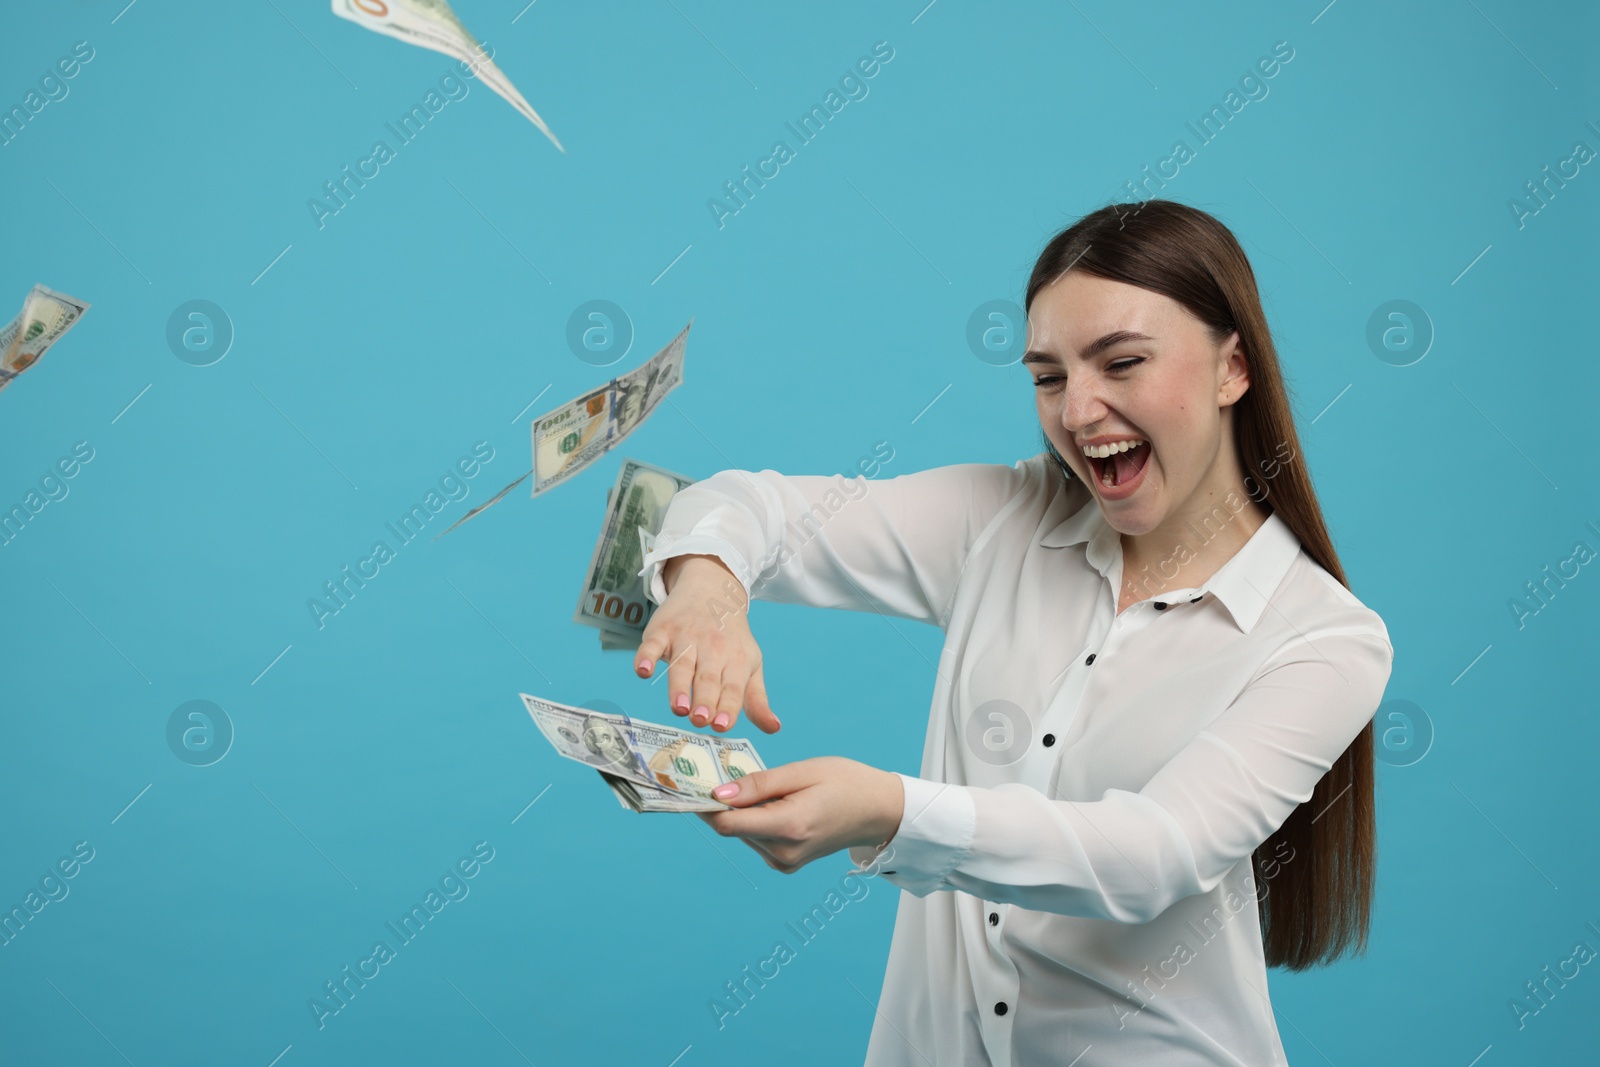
[{"xmin": 1086, "ymin": 441, "xmax": 1151, "ymax": 490}]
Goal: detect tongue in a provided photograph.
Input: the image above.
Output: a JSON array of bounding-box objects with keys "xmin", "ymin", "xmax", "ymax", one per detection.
[{"xmin": 1110, "ymin": 445, "xmax": 1145, "ymax": 485}]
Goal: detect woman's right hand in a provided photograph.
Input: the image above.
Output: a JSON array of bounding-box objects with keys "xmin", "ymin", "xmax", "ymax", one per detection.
[{"xmin": 634, "ymin": 554, "xmax": 781, "ymax": 735}]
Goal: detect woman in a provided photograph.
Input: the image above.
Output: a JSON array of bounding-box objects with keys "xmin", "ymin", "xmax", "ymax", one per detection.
[{"xmin": 633, "ymin": 199, "xmax": 1394, "ymax": 1066}]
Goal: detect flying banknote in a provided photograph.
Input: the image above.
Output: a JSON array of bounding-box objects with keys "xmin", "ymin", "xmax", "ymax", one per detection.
[
  {"xmin": 574, "ymin": 458, "xmax": 695, "ymax": 650},
  {"xmin": 434, "ymin": 322, "xmax": 690, "ymax": 538},
  {"xmin": 332, "ymin": 0, "xmax": 563, "ymax": 151},
  {"xmin": 0, "ymin": 285, "xmax": 90, "ymax": 397}
]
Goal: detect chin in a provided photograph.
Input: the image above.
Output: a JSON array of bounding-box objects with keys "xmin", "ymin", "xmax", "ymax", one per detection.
[{"xmin": 1103, "ymin": 510, "xmax": 1160, "ymax": 536}]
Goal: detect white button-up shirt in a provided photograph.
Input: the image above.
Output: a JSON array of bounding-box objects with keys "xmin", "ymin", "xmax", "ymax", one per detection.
[{"xmin": 639, "ymin": 452, "xmax": 1394, "ymax": 1066}]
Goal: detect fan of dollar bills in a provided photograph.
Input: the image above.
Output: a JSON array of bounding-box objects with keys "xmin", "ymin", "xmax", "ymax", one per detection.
[{"xmin": 520, "ymin": 693, "xmax": 766, "ymax": 812}]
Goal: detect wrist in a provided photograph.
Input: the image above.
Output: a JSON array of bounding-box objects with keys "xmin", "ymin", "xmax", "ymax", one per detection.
[
  {"xmin": 868, "ymin": 769, "xmax": 905, "ymax": 851},
  {"xmin": 663, "ymin": 554, "xmax": 740, "ymax": 596}
]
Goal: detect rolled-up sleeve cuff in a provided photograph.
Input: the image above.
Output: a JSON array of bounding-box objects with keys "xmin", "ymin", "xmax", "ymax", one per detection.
[
  {"xmin": 867, "ymin": 774, "xmax": 975, "ymax": 897},
  {"xmin": 638, "ymin": 535, "xmax": 755, "ymax": 607}
]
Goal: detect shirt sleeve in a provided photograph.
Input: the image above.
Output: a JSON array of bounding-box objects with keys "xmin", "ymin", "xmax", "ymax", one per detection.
[
  {"xmin": 636, "ymin": 460, "xmax": 1034, "ymax": 628},
  {"xmin": 849, "ymin": 629, "xmax": 1395, "ymax": 922}
]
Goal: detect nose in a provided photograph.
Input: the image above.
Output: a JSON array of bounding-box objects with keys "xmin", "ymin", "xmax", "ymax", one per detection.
[{"xmin": 1059, "ymin": 371, "xmax": 1110, "ymax": 438}]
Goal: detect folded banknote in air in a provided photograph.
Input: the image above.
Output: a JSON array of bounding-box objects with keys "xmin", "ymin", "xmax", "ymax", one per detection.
[
  {"xmin": 331, "ymin": 0, "xmax": 563, "ymax": 150},
  {"xmin": 0, "ymin": 285, "xmax": 89, "ymax": 396}
]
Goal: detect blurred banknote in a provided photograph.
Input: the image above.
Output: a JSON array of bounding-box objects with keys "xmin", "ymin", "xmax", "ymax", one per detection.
[
  {"xmin": 575, "ymin": 458, "xmax": 694, "ymax": 650},
  {"xmin": 531, "ymin": 322, "xmax": 688, "ymax": 496},
  {"xmin": 0, "ymin": 285, "xmax": 89, "ymax": 396},
  {"xmin": 331, "ymin": 0, "xmax": 563, "ymax": 151},
  {"xmin": 437, "ymin": 322, "xmax": 690, "ymax": 538},
  {"xmin": 431, "ymin": 468, "xmax": 530, "ymax": 540},
  {"xmin": 519, "ymin": 692, "xmax": 765, "ymax": 813}
]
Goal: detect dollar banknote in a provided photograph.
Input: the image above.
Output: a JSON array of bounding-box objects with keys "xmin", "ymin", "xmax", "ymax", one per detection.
[
  {"xmin": 430, "ymin": 467, "xmax": 531, "ymax": 540},
  {"xmin": 531, "ymin": 382, "xmax": 612, "ymax": 497},
  {"xmin": 575, "ymin": 458, "xmax": 694, "ymax": 650},
  {"xmin": 331, "ymin": 0, "xmax": 563, "ymax": 151},
  {"xmin": 595, "ymin": 527, "xmax": 660, "ymax": 649},
  {"xmin": 531, "ymin": 322, "xmax": 689, "ymax": 497},
  {"xmin": 602, "ymin": 529, "xmax": 661, "ymax": 646},
  {"xmin": 598, "ymin": 772, "xmax": 695, "ymax": 812},
  {"xmin": 436, "ymin": 322, "xmax": 691, "ymax": 538},
  {"xmin": 611, "ymin": 330, "xmax": 685, "ymax": 441},
  {"xmin": 0, "ymin": 285, "xmax": 90, "ymax": 395},
  {"xmin": 519, "ymin": 692, "xmax": 765, "ymax": 813}
]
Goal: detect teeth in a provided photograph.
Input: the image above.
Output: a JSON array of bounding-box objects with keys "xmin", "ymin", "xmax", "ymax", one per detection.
[{"xmin": 1080, "ymin": 439, "xmax": 1145, "ymax": 459}]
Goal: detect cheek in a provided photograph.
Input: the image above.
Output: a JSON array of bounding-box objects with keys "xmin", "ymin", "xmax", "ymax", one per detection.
[
  {"xmin": 1035, "ymin": 394, "xmax": 1059, "ymax": 432},
  {"xmin": 1035, "ymin": 404, "xmax": 1063, "ymax": 440}
]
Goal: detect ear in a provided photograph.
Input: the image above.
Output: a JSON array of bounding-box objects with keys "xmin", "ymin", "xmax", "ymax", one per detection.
[{"xmin": 1217, "ymin": 331, "xmax": 1250, "ymax": 407}]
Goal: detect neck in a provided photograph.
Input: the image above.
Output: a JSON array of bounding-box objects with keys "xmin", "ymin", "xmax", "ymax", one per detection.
[{"xmin": 1119, "ymin": 490, "xmax": 1270, "ymax": 601}]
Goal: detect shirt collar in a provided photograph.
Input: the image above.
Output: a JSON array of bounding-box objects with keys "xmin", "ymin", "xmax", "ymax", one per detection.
[{"xmin": 1039, "ymin": 487, "xmax": 1302, "ymax": 635}]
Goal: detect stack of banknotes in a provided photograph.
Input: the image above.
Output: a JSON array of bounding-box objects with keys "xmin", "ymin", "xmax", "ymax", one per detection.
[{"xmin": 520, "ymin": 693, "xmax": 764, "ymax": 812}]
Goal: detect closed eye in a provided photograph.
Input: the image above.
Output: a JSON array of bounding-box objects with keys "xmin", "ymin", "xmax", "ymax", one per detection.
[{"xmin": 1031, "ymin": 357, "xmax": 1143, "ymax": 389}]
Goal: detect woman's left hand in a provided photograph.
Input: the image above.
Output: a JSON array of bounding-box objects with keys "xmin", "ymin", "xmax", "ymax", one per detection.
[{"xmin": 699, "ymin": 756, "xmax": 905, "ymax": 874}]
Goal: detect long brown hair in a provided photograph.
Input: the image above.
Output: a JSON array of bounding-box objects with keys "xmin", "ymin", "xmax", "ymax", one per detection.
[{"xmin": 1024, "ymin": 198, "xmax": 1373, "ymax": 971}]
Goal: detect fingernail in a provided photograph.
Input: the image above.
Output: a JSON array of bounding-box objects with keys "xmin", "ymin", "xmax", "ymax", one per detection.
[
  {"xmin": 713, "ymin": 782, "xmax": 738, "ymax": 799},
  {"xmin": 771, "ymin": 713, "xmax": 781, "ymax": 729},
  {"xmin": 712, "ymin": 713, "xmax": 730, "ymax": 730},
  {"xmin": 674, "ymin": 694, "xmax": 690, "ymax": 712},
  {"xmin": 692, "ymin": 705, "xmax": 710, "ymax": 724},
  {"xmin": 637, "ymin": 659, "xmax": 651, "ymax": 674}
]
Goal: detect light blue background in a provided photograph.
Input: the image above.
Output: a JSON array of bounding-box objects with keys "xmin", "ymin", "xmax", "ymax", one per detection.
[{"xmin": 2, "ymin": 1, "xmax": 1597, "ymax": 1064}]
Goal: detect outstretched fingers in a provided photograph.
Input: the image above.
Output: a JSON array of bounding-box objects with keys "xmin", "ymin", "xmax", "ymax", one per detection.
[{"xmin": 741, "ymin": 666, "xmax": 781, "ymax": 734}]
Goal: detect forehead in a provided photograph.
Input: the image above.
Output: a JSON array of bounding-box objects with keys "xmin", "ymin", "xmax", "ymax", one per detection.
[{"xmin": 1025, "ymin": 272, "xmax": 1188, "ymax": 354}]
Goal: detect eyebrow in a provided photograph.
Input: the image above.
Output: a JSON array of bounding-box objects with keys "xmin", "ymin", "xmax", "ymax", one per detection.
[{"xmin": 1021, "ymin": 330, "xmax": 1156, "ymax": 366}]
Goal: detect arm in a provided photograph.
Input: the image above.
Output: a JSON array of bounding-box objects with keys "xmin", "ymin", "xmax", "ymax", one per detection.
[
  {"xmin": 849, "ymin": 630, "xmax": 1394, "ymax": 923},
  {"xmin": 638, "ymin": 461, "xmax": 1035, "ymax": 628}
]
